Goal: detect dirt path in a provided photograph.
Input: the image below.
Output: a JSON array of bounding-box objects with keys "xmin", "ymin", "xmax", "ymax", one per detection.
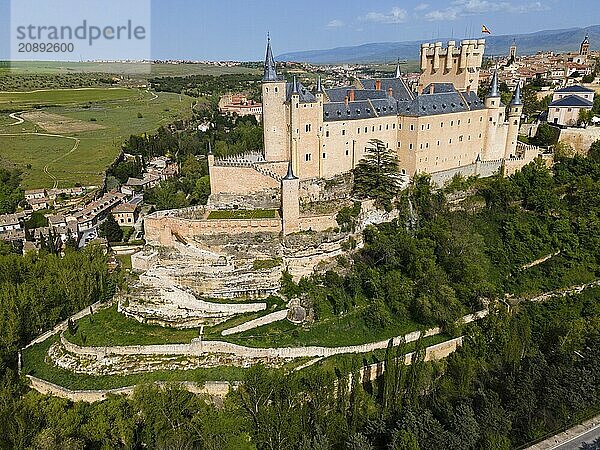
[
  {"xmin": 0, "ymin": 132, "xmax": 80, "ymax": 189},
  {"xmin": 8, "ymin": 111, "xmax": 24, "ymax": 125}
]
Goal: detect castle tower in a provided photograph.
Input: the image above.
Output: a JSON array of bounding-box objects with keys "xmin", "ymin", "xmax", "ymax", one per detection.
[
  {"xmin": 289, "ymin": 76, "xmax": 301, "ymax": 175},
  {"xmin": 394, "ymin": 59, "xmax": 402, "ymax": 78},
  {"xmin": 505, "ymin": 82, "xmax": 523, "ymax": 158},
  {"xmin": 483, "ymin": 70, "xmax": 504, "ymax": 160},
  {"xmin": 580, "ymin": 34, "xmax": 590, "ymax": 57},
  {"xmin": 315, "ymin": 76, "xmax": 325, "ymax": 177},
  {"xmin": 262, "ymin": 35, "xmax": 289, "ymax": 162},
  {"xmin": 419, "ymin": 39, "xmax": 485, "ymax": 92},
  {"xmin": 281, "ymin": 162, "xmax": 299, "ymax": 235},
  {"xmin": 509, "ymin": 39, "xmax": 517, "ymax": 61}
]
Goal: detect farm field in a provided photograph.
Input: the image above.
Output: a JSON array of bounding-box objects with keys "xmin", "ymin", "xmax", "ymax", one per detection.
[
  {"xmin": 0, "ymin": 87, "xmax": 194, "ymax": 188},
  {"xmin": 1, "ymin": 60, "xmax": 260, "ymax": 77}
]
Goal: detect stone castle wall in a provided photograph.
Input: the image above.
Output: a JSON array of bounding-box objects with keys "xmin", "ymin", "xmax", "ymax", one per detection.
[{"xmin": 145, "ymin": 212, "xmax": 282, "ymax": 246}]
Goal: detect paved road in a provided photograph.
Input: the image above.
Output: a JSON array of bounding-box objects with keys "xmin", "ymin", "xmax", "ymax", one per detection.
[{"xmin": 551, "ymin": 424, "xmax": 600, "ymax": 450}]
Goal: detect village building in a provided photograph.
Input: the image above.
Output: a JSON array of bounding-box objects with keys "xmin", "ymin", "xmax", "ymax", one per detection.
[
  {"xmin": 548, "ymin": 85, "xmax": 595, "ymax": 126},
  {"xmin": 219, "ymin": 93, "xmax": 263, "ymax": 120},
  {"xmin": 111, "ymin": 202, "xmax": 140, "ymax": 226},
  {"xmin": 24, "ymin": 189, "xmax": 46, "ymax": 201}
]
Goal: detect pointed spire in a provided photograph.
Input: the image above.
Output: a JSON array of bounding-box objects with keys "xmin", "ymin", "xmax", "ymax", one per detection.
[
  {"xmin": 208, "ymin": 141, "xmax": 213, "ymax": 155},
  {"xmin": 316, "ymin": 75, "xmax": 323, "ymax": 93},
  {"xmin": 583, "ymin": 34, "xmax": 589, "ymax": 44},
  {"xmin": 510, "ymin": 81, "xmax": 522, "ymax": 106},
  {"xmin": 292, "ymin": 75, "xmax": 299, "ymax": 95},
  {"xmin": 394, "ymin": 58, "xmax": 402, "ymax": 78},
  {"xmin": 487, "ymin": 70, "xmax": 500, "ymax": 98},
  {"xmin": 263, "ymin": 33, "xmax": 278, "ymax": 82},
  {"xmin": 283, "ymin": 161, "xmax": 297, "ymax": 180}
]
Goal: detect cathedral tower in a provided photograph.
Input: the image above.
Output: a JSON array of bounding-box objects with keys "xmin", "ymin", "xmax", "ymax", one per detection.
[{"xmin": 580, "ymin": 34, "xmax": 590, "ymax": 58}]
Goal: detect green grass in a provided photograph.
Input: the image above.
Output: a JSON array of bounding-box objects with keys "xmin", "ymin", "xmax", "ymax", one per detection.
[
  {"xmin": 211, "ymin": 307, "xmax": 424, "ymax": 348},
  {"xmin": 0, "ymin": 88, "xmax": 193, "ymax": 188},
  {"xmin": 66, "ymin": 305, "xmax": 199, "ymax": 347},
  {"xmin": 0, "ymin": 88, "xmax": 137, "ymax": 108},
  {"xmin": 207, "ymin": 209, "xmax": 278, "ymax": 220},
  {"xmin": 22, "ymin": 335, "xmax": 248, "ymax": 390},
  {"xmin": 0, "ymin": 135, "xmax": 76, "ymax": 188}
]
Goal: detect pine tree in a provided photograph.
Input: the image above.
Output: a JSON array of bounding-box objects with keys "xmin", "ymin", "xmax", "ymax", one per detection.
[
  {"xmin": 98, "ymin": 215, "xmax": 123, "ymax": 243},
  {"xmin": 352, "ymin": 139, "xmax": 400, "ymax": 211}
]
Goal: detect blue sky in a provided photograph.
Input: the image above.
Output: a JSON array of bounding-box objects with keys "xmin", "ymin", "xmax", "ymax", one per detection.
[{"xmin": 1, "ymin": 0, "xmax": 599, "ymax": 61}]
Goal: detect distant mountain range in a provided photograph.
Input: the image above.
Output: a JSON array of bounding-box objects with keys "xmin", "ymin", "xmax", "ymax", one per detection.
[{"xmin": 277, "ymin": 25, "xmax": 600, "ymax": 64}]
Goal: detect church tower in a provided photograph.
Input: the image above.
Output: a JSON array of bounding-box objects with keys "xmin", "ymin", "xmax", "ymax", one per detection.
[
  {"xmin": 262, "ymin": 35, "xmax": 289, "ymax": 162},
  {"xmin": 505, "ymin": 82, "xmax": 523, "ymax": 159},
  {"xmin": 509, "ymin": 39, "xmax": 517, "ymax": 61},
  {"xmin": 580, "ymin": 34, "xmax": 590, "ymax": 58}
]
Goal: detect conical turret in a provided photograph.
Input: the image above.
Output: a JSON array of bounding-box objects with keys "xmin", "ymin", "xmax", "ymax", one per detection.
[
  {"xmin": 263, "ymin": 34, "xmax": 278, "ymax": 81},
  {"xmin": 283, "ymin": 161, "xmax": 297, "ymax": 180},
  {"xmin": 510, "ymin": 82, "xmax": 522, "ymax": 106},
  {"xmin": 487, "ymin": 70, "xmax": 500, "ymax": 98},
  {"xmin": 394, "ymin": 58, "xmax": 402, "ymax": 78}
]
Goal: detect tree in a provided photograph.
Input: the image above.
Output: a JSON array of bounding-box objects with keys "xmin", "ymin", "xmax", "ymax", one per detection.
[
  {"xmin": 353, "ymin": 139, "xmax": 400, "ymax": 211},
  {"xmin": 98, "ymin": 215, "xmax": 123, "ymax": 243}
]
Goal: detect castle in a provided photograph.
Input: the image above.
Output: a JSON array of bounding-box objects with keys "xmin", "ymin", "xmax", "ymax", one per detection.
[{"xmin": 208, "ymin": 37, "xmax": 539, "ymax": 234}]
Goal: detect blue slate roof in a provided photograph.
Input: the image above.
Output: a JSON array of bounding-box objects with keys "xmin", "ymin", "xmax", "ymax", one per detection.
[
  {"xmin": 325, "ymin": 87, "xmax": 389, "ymax": 102},
  {"xmin": 286, "ymin": 81, "xmax": 316, "ymax": 103},
  {"xmin": 323, "ymin": 100, "xmax": 381, "ymax": 121},
  {"xmin": 402, "ymin": 91, "xmax": 469, "ymax": 116},
  {"xmin": 555, "ymin": 85, "xmax": 594, "ymax": 94},
  {"xmin": 359, "ymin": 78, "xmax": 413, "ymax": 101},
  {"xmin": 549, "ymin": 94, "xmax": 593, "ymax": 108}
]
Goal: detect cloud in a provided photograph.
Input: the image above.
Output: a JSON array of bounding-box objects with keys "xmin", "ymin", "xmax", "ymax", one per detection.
[
  {"xmin": 361, "ymin": 7, "xmax": 408, "ymax": 24},
  {"xmin": 326, "ymin": 19, "xmax": 344, "ymax": 28},
  {"xmin": 414, "ymin": 3, "xmax": 430, "ymax": 11},
  {"xmin": 424, "ymin": 0, "xmax": 548, "ymax": 21}
]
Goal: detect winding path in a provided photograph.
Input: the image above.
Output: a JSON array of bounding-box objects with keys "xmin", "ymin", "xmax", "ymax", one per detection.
[
  {"xmin": 8, "ymin": 111, "xmax": 24, "ymax": 125},
  {"xmin": 0, "ymin": 131, "xmax": 81, "ymax": 189}
]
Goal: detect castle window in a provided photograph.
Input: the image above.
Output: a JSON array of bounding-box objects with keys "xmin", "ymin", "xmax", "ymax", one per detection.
[
  {"xmin": 421, "ymin": 124, "xmax": 424, "ymax": 131},
  {"xmin": 437, "ymin": 141, "xmax": 440, "ymax": 146},
  {"xmin": 409, "ymin": 143, "xmax": 413, "ymax": 150},
  {"xmin": 379, "ymin": 125, "xmax": 382, "ymax": 131},
  {"xmin": 266, "ymin": 88, "xmax": 268, "ymax": 93},
  {"xmin": 480, "ymin": 117, "xmax": 483, "ymax": 122},
  {"xmin": 410, "ymin": 124, "xmax": 414, "ymax": 131},
  {"xmin": 365, "ymin": 127, "xmax": 368, "ymax": 133},
  {"xmin": 450, "ymin": 120, "xmax": 454, "ymax": 126},
  {"xmin": 357, "ymin": 128, "xmax": 360, "ymax": 134},
  {"xmin": 398, "ymin": 141, "xmax": 401, "ymax": 148},
  {"xmin": 322, "ymin": 153, "xmax": 327, "ymax": 159},
  {"xmin": 449, "ymin": 138, "xmax": 452, "ymax": 143},
  {"xmin": 489, "ymin": 117, "xmax": 493, "ymax": 122},
  {"xmin": 346, "ymin": 149, "xmax": 349, "ymax": 156},
  {"xmin": 372, "ymin": 126, "xmax": 375, "ymax": 132},
  {"xmin": 458, "ymin": 120, "xmax": 461, "ymax": 125},
  {"xmin": 274, "ymin": 87, "xmax": 278, "ymax": 93},
  {"xmin": 427, "ymin": 124, "xmax": 430, "ymax": 130},
  {"xmin": 305, "ymin": 124, "xmax": 312, "ymax": 132},
  {"xmin": 386, "ymin": 124, "xmax": 389, "ymax": 130},
  {"xmin": 342, "ymin": 129, "xmax": 346, "ymax": 136},
  {"xmin": 305, "ymin": 153, "xmax": 312, "ymax": 161},
  {"xmin": 420, "ymin": 143, "xmax": 423, "ymax": 149},
  {"xmin": 325, "ymin": 131, "xmax": 330, "ymax": 137},
  {"xmin": 441, "ymin": 122, "xmax": 444, "ymax": 128},
  {"xmin": 514, "ymin": 120, "xmax": 518, "ymax": 125},
  {"xmin": 459, "ymin": 135, "xmax": 463, "ymax": 142},
  {"xmin": 426, "ymin": 143, "xmax": 429, "ymax": 148},
  {"xmin": 479, "ymin": 133, "xmax": 482, "ymax": 138}
]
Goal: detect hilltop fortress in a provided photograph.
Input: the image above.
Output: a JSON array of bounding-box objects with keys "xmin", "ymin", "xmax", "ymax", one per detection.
[{"xmin": 207, "ymin": 37, "xmax": 540, "ymax": 235}]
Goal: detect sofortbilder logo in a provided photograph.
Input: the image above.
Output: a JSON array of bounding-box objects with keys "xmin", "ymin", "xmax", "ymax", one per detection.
[{"xmin": 10, "ymin": 0, "xmax": 151, "ymax": 72}]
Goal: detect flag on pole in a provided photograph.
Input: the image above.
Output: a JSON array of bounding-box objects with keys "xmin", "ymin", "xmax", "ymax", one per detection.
[{"xmin": 481, "ymin": 25, "xmax": 491, "ymax": 34}]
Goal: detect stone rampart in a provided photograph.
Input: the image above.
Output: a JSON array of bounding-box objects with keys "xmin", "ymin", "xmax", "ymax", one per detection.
[
  {"xmin": 27, "ymin": 375, "xmax": 231, "ymax": 403},
  {"xmin": 221, "ymin": 310, "xmax": 288, "ymax": 336},
  {"xmin": 298, "ymin": 214, "xmax": 338, "ymax": 232},
  {"xmin": 145, "ymin": 214, "xmax": 282, "ymax": 246},
  {"xmin": 559, "ymin": 126, "xmax": 600, "ymax": 154}
]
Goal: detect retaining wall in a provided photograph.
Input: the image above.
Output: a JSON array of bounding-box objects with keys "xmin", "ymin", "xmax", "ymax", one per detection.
[{"xmin": 27, "ymin": 375, "xmax": 231, "ymax": 403}]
